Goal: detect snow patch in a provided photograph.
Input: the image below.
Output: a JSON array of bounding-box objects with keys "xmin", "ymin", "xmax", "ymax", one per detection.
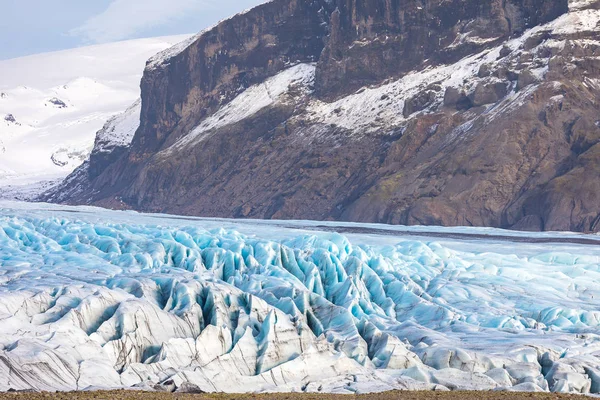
[
  {"xmin": 166, "ymin": 63, "xmax": 315, "ymax": 153},
  {"xmin": 94, "ymin": 100, "xmax": 141, "ymax": 153}
]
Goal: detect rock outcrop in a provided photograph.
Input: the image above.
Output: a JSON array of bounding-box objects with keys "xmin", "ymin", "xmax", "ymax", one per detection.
[{"xmin": 43, "ymin": 0, "xmax": 600, "ymax": 233}]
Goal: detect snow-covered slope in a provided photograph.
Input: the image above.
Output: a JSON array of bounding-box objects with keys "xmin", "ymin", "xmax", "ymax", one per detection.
[
  {"xmin": 166, "ymin": 63, "xmax": 316, "ymax": 153},
  {"xmin": 0, "ymin": 35, "xmax": 190, "ymax": 195},
  {"xmin": 164, "ymin": 3, "xmax": 599, "ymax": 140},
  {"xmin": 1, "ymin": 201, "xmax": 599, "ymax": 394}
]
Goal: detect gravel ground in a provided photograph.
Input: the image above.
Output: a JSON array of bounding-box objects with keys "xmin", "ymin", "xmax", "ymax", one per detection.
[{"xmin": 0, "ymin": 391, "xmax": 588, "ymax": 399}]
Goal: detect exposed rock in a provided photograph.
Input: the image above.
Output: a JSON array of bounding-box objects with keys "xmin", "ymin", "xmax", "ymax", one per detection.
[
  {"xmin": 153, "ymin": 379, "xmax": 177, "ymax": 393},
  {"xmin": 42, "ymin": 0, "xmax": 600, "ymax": 233},
  {"xmin": 88, "ymin": 100, "xmax": 140, "ymax": 179},
  {"xmin": 517, "ymin": 69, "xmax": 540, "ymax": 90},
  {"xmin": 50, "ymin": 154, "xmax": 68, "ymax": 167},
  {"xmin": 50, "ymin": 148, "xmax": 89, "ymax": 168},
  {"xmin": 443, "ymin": 87, "xmax": 472, "ymax": 110},
  {"xmin": 493, "ymin": 66, "xmax": 519, "ymax": 81},
  {"xmin": 469, "ymin": 81, "xmax": 509, "ymax": 106},
  {"xmin": 499, "ymin": 46, "xmax": 512, "ymax": 59},
  {"xmin": 316, "ymin": 0, "xmax": 567, "ymax": 99},
  {"xmin": 47, "ymin": 97, "xmax": 67, "ymax": 108},
  {"xmin": 133, "ymin": 0, "xmax": 330, "ymax": 155},
  {"xmin": 176, "ymin": 382, "xmax": 206, "ymax": 393},
  {"xmin": 403, "ymin": 90, "xmax": 438, "ymax": 117},
  {"xmin": 478, "ymin": 64, "xmax": 492, "ymax": 78}
]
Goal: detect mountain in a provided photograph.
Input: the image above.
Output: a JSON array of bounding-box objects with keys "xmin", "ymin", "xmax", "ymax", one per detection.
[
  {"xmin": 1, "ymin": 201, "xmax": 599, "ymax": 393},
  {"xmin": 0, "ymin": 35, "xmax": 190, "ymax": 198},
  {"xmin": 44, "ymin": 0, "xmax": 600, "ymax": 233}
]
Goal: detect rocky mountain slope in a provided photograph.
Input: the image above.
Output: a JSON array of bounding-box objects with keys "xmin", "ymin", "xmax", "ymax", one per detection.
[{"xmin": 43, "ymin": 0, "xmax": 600, "ymax": 233}]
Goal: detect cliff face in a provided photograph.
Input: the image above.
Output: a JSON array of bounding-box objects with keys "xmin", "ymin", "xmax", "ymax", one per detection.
[
  {"xmin": 134, "ymin": 0, "xmax": 331, "ymax": 156},
  {"xmin": 44, "ymin": 0, "xmax": 600, "ymax": 233},
  {"xmin": 316, "ymin": 0, "xmax": 568, "ymax": 97},
  {"xmin": 133, "ymin": 0, "xmax": 568, "ymax": 155}
]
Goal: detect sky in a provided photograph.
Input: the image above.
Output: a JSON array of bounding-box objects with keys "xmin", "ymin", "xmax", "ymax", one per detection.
[{"xmin": 0, "ymin": 0, "xmax": 265, "ymax": 60}]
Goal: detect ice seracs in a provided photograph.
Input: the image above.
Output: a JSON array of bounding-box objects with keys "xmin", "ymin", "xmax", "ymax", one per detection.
[{"xmin": 0, "ymin": 202, "xmax": 599, "ymax": 394}]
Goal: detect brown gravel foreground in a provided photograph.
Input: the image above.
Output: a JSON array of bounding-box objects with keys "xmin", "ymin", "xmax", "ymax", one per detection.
[{"xmin": 0, "ymin": 391, "xmax": 586, "ymax": 400}]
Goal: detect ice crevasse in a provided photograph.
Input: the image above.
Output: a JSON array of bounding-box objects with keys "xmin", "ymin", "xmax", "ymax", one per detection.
[{"xmin": 0, "ymin": 205, "xmax": 600, "ymax": 394}]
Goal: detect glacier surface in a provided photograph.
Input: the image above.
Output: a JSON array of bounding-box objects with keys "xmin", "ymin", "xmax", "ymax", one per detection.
[{"xmin": 0, "ymin": 201, "xmax": 599, "ymax": 394}]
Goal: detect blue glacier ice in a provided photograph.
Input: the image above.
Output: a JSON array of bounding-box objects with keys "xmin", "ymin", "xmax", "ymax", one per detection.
[{"xmin": 0, "ymin": 201, "xmax": 599, "ymax": 394}]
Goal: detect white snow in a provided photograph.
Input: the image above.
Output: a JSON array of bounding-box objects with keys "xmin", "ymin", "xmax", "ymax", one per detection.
[
  {"xmin": 146, "ymin": 34, "xmax": 203, "ymax": 72},
  {"xmin": 94, "ymin": 100, "xmax": 142, "ymax": 154},
  {"xmin": 569, "ymin": 0, "xmax": 600, "ymax": 11},
  {"xmin": 305, "ymin": 52, "xmax": 488, "ymax": 134},
  {"xmin": 296, "ymin": 4, "xmax": 599, "ymax": 138},
  {"xmin": 0, "ymin": 35, "xmax": 191, "ymax": 194},
  {"xmin": 546, "ymin": 8, "xmax": 600, "ymax": 35},
  {"xmin": 166, "ymin": 63, "xmax": 315, "ymax": 153},
  {"xmin": 0, "ymin": 200, "xmax": 599, "ymax": 394}
]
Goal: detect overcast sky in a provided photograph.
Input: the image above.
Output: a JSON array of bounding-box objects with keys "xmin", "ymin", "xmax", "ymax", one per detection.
[{"xmin": 0, "ymin": 0, "xmax": 265, "ymax": 60}]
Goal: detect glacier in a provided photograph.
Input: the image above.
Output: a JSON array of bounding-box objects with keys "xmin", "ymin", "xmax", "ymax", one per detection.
[{"xmin": 0, "ymin": 201, "xmax": 599, "ymax": 394}]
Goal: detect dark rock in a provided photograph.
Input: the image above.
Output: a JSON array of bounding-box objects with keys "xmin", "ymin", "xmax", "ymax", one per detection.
[
  {"xmin": 523, "ymin": 31, "xmax": 552, "ymax": 51},
  {"xmin": 506, "ymin": 70, "xmax": 519, "ymax": 81},
  {"xmin": 443, "ymin": 87, "xmax": 462, "ymax": 107},
  {"xmin": 403, "ymin": 90, "xmax": 438, "ymax": 117},
  {"xmin": 517, "ymin": 69, "xmax": 539, "ymax": 90},
  {"xmin": 51, "ymin": 154, "xmax": 68, "ymax": 167},
  {"xmin": 4, "ymin": 114, "xmax": 17, "ymax": 124},
  {"xmin": 510, "ymin": 215, "xmax": 544, "ymax": 231},
  {"xmin": 154, "ymin": 379, "xmax": 177, "ymax": 393},
  {"xmin": 177, "ymin": 382, "xmax": 206, "ymax": 393},
  {"xmin": 469, "ymin": 81, "xmax": 509, "ymax": 106},
  {"xmin": 443, "ymin": 87, "xmax": 472, "ymax": 110},
  {"xmin": 478, "ymin": 64, "xmax": 492, "ymax": 78},
  {"xmin": 316, "ymin": 0, "xmax": 567, "ymax": 99},
  {"xmin": 493, "ymin": 66, "xmax": 518, "ymax": 81},
  {"xmin": 498, "ymin": 46, "xmax": 512, "ymax": 59},
  {"xmin": 518, "ymin": 52, "xmax": 534, "ymax": 64},
  {"xmin": 48, "ymin": 97, "xmax": 67, "ymax": 108},
  {"xmin": 133, "ymin": 0, "xmax": 330, "ymax": 155},
  {"xmin": 566, "ymin": 117, "xmax": 600, "ymax": 155}
]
